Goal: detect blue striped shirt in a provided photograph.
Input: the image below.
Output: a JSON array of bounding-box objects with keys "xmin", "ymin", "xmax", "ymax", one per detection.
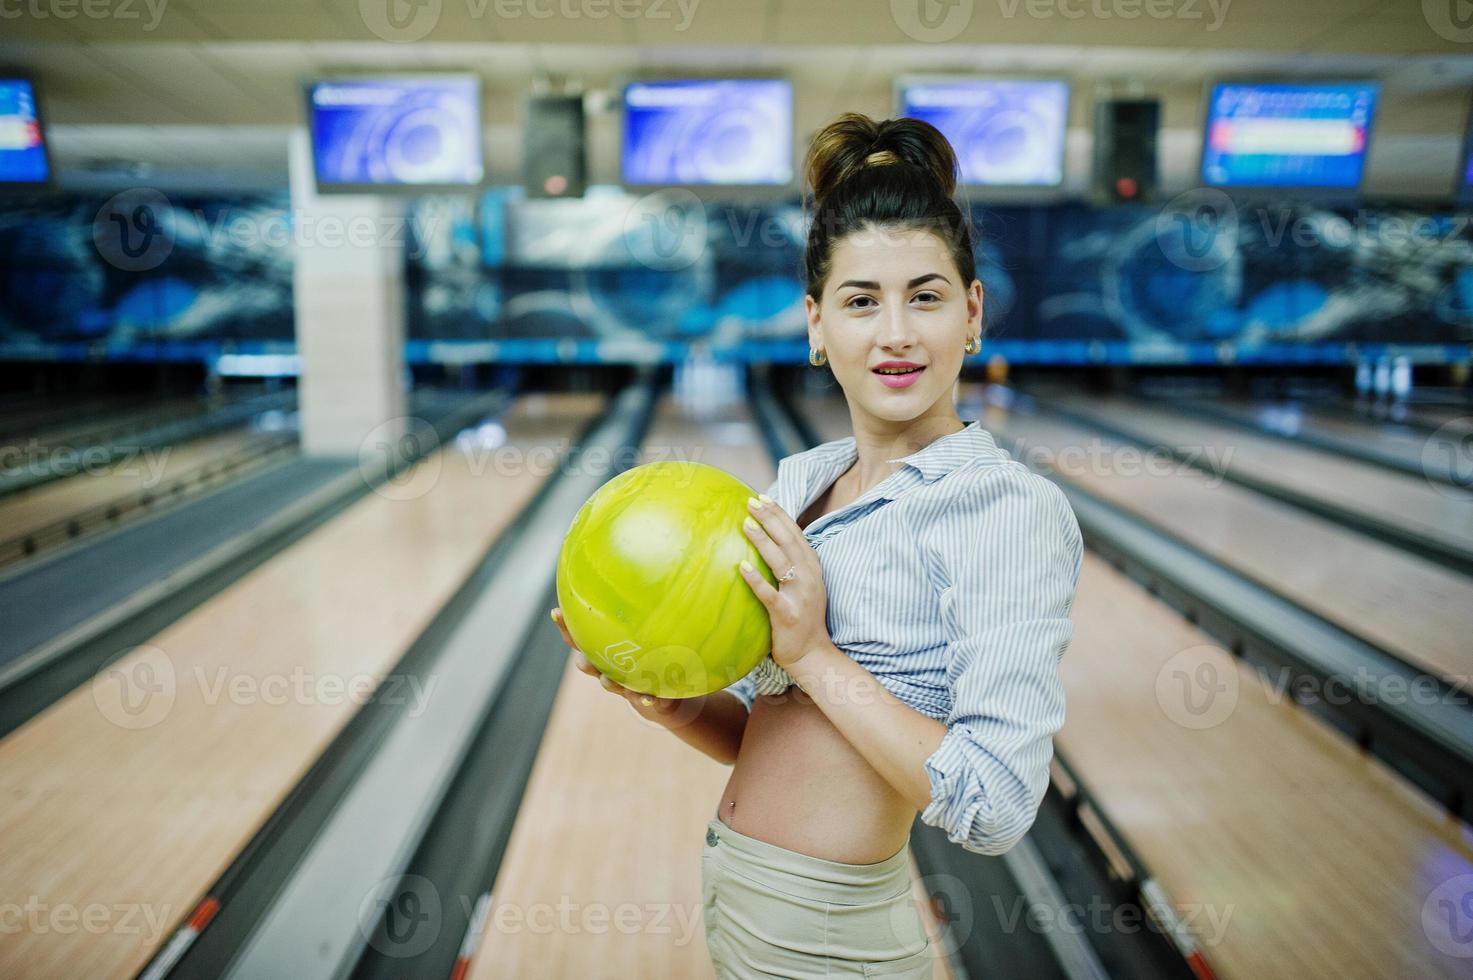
[{"xmin": 723, "ymin": 419, "xmax": 1083, "ymax": 855}]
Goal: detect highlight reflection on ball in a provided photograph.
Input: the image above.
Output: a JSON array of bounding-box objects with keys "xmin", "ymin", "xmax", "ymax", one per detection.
[{"xmin": 555, "ymin": 461, "xmax": 776, "ymax": 699}]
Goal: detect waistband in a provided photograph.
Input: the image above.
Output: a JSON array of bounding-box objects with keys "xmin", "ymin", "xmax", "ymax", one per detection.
[{"xmin": 705, "ymin": 811, "xmax": 912, "ymax": 906}]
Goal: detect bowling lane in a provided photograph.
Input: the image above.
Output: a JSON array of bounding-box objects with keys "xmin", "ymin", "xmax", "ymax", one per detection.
[
  {"xmin": 8, "ymin": 394, "xmax": 220, "ymax": 452},
  {"xmin": 467, "ymin": 393, "xmax": 954, "ymax": 980},
  {"xmin": 0, "ymin": 392, "xmax": 605, "ymax": 980},
  {"xmin": 1061, "ymin": 549, "xmax": 1473, "ymax": 980},
  {"xmin": 0, "ymin": 426, "xmax": 291, "ymax": 559},
  {"xmin": 1165, "ymin": 393, "xmax": 1459, "ymax": 478},
  {"xmin": 973, "ymin": 396, "xmax": 1473, "ymax": 687},
  {"xmin": 1328, "ymin": 395, "xmax": 1473, "ymax": 439},
  {"xmin": 1040, "ymin": 390, "xmax": 1473, "ymax": 560},
  {"xmin": 798, "ymin": 391, "xmax": 1473, "ymax": 979},
  {"xmin": 1399, "ymin": 402, "xmax": 1473, "ymax": 435},
  {"xmin": 0, "ymin": 392, "xmax": 156, "ymax": 442}
]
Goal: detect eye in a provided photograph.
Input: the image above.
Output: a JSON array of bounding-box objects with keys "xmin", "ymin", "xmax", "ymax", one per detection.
[
  {"xmin": 913, "ymin": 291, "xmax": 941, "ymax": 303},
  {"xmin": 845, "ymin": 295, "xmax": 876, "ymax": 310}
]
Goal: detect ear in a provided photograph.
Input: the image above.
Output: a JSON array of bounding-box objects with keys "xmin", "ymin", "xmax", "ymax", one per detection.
[
  {"xmin": 805, "ymin": 293, "xmax": 823, "ymax": 350},
  {"xmin": 968, "ymin": 279, "xmax": 985, "ymax": 335}
]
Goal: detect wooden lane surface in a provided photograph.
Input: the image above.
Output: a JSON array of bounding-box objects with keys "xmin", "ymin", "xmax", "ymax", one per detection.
[
  {"xmin": 0, "ymin": 392, "xmax": 605, "ymax": 980},
  {"xmin": 1045, "ymin": 392, "xmax": 1473, "ymax": 556},
  {"xmin": 0, "ymin": 428, "xmax": 281, "ymax": 541},
  {"xmin": 467, "ymin": 395, "xmax": 953, "ymax": 980},
  {"xmin": 18, "ymin": 396, "xmax": 210, "ymax": 450},
  {"xmin": 1061, "ymin": 548, "xmax": 1473, "ymax": 978},
  {"xmin": 1407, "ymin": 407, "xmax": 1473, "ymax": 436},
  {"xmin": 983, "ymin": 406, "xmax": 1473, "ymax": 687},
  {"xmin": 1183, "ymin": 396, "xmax": 1446, "ymax": 463},
  {"xmin": 818, "ymin": 390, "xmax": 1473, "ymax": 977},
  {"xmin": 1324, "ymin": 399, "xmax": 1472, "ymax": 439},
  {"xmin": 0, "ymin": 394, "xmax": 153, "ymax": 442}
]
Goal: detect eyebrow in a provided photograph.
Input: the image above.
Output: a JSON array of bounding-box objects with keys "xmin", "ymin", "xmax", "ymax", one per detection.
[{"xmin": 835, "ymin": 273, "xmax": 951, "ymax": 291}]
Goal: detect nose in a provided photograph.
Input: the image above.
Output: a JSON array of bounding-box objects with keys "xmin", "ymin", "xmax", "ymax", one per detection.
[{"xmin": 876, "ymin": 303, "xmax": 916, "ymax": 352}]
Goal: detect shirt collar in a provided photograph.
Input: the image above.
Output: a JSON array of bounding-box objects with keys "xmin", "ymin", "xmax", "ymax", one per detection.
[
  {"xmin": 791, "ymin": 419, "xmax": 1002, "ymax": 510},
  {"xmin": 884, "ymin": 419, "xmax": 1002, "ymax": 482}
]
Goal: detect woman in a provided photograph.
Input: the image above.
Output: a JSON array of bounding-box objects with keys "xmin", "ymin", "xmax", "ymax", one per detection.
[{"xmin": 551, "ymin": 112, "xmax": 1083, "ymax": 978}]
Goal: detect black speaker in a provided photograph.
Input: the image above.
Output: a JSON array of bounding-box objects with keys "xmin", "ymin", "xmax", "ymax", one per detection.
[
  {"xmin": 1094, "ymin": 98, "xmax": 1159, "ymax": 202},
  {"xmin": 523, "ymin": 94, "xmax": 586, "ymax": 198}
]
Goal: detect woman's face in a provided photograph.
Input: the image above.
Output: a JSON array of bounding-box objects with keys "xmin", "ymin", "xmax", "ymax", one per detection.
[{"xmin": 805, "ymin": 224, "xmax": 983, "ymax": 425}]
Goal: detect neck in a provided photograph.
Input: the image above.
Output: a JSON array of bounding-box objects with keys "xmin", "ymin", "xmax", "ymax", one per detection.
[{"xmin": 846, "ymin": 404, "xmax": 965, "ymax": 494}]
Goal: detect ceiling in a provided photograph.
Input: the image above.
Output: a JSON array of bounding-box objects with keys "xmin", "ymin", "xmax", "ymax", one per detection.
[{"xmin": 3, "ymin": 0, "xmax": 1472, "ymax": 194}]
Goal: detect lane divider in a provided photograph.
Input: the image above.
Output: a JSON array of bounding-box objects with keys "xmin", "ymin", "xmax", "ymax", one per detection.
[
  {"xmin": 139, "ymin": 896, "xmax": 220, "ymax": 980},
  {"xmin": 449, "ymin": 892, "xmax": 492, "ymax": 980}
]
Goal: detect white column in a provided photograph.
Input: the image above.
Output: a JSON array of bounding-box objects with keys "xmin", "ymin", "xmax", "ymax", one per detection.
[{"xmin": 287, "ymin": 128, "xmax": 407, "ymax": 457}]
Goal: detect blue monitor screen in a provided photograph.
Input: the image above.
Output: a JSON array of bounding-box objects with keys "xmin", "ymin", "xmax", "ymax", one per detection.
[
  {"xmin": 308, "ymin": 76, "xmax": 483, "ymax": 189},
  {"xmin": 898, "ymin": 79, "xmax": 1069, "ymax": 186},
  {"xmin": 1201, "ymin": 82, "xmax": 1377, "ymax": 188},
  {"xmin": 0, "ymin": 79, "xmax": 49, "ymax": 185},
  {"xmin": 622, "ymin": 79, "xmax": 793, "ymax": 186},
  {"xmin": 1462, "ymin": 109, "xmax": 1473, "ymax": 198}
]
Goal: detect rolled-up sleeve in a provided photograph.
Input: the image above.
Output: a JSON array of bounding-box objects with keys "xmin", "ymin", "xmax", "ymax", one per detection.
[{"xmin": 918, "ymin": 470, "xmax": 1083, "ymax": 855}]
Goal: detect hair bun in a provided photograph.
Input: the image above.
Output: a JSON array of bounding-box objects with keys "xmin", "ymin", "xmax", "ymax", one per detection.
[{"xmin": 803, "ymin": 112, "xmax": 958, "ymax": 210}]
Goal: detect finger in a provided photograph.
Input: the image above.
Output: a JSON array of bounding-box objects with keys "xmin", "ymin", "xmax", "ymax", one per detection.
[
  {"xmin": 747, "ymin": 494, "xmax": 798, "ymax": 549},
  {"xmin": 741, "ymin": 515, "xmax": 789, "ymax": 579},
  {"xmin": 739, "ymin": 559, "xmax": 779, "ymax": 607},
  {"xmin": 550, "ymin": 607, "xmax": 571, "ymax": 641},
  {"xmin": 550, "ymin": 608, "xmax": 584, "ymax": 652},
  {"xmin": 572, "ymin": 650, "xmax": 598, "ymax": 676}
]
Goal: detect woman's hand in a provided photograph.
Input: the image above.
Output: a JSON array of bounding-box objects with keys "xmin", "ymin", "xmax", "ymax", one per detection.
[
  {"xmin": 737, "ymin": 492, "xmax": 831, "ymax": 675},
  {"xmin": 550, "ymin": 607, "xmax": 684, "ymax": 718}
]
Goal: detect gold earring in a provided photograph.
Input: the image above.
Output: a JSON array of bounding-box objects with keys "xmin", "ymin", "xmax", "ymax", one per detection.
[
  {"xmin": 963, "ymin": 336, "xmax": 981, "ymax": 355},
  {"xmin": 808, "ymin": 347, "xmax": 827, "ymax": 367}
]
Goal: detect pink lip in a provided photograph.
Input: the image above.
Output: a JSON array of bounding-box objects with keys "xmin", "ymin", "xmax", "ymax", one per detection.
[{"xmin": 874, "ymin": 366, "xmax": 925, "ymax": 388}]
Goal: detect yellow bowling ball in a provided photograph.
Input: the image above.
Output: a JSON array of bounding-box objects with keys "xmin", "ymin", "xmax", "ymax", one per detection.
[{"xmin": 555, "ymin": 460, "xmax": 777, "ymax": 698}]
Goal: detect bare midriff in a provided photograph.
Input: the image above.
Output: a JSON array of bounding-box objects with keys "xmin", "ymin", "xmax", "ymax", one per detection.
[
  {"xmin": 717, "ymin": 689, "xmax": 919, "ymax": 864},
  {"xmin": 715, "ymin": 464, "xmax": 919, "ymax": 865}
]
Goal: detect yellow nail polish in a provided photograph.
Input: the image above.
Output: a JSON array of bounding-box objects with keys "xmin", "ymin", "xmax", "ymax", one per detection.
[
  {"xmin": 747, "ymin": 496, "xmax": 761, "ymax": 510},
  {"xmin": 743, "ymin": 516, "xmax": 758, "ymax": 532},
  {"xmin": 740, "ymin": 560, "xmax": 753, "ymax": 572},
  {"xmin": 758, "ymin": 493, "xmax": 774, "ymax": 506}
]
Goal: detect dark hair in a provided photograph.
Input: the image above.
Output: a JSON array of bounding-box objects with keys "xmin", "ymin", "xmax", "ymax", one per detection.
[{"xmin": 802, "ymin": 112, "xmax": 976, "ymax": 303}]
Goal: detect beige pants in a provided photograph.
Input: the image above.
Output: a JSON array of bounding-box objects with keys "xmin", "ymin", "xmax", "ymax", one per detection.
[{"xmin": 701, "ymin": 808, "xmax": 933, "ymax": 978}]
